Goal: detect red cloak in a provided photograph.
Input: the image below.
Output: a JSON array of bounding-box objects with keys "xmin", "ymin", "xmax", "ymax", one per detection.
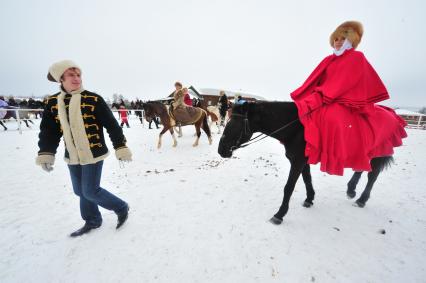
[
  {"xmin": 291, "ymin": 49, "xmax": 407, "ymax": 175},
  {"xmin": 184, "ymin": 93, "xmax": 192, "ymax": 106}
]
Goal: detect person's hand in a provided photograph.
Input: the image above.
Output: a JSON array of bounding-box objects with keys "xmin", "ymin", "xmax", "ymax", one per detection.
[
  {"xmin": 36, "ymin": 154, "xmax": 55, "ymax": 173},
  {"xmin": 115, "ymin": 147, "xmax": 132, "ymax": 162},
  {"xmin": 41, "ymin": 162, "xmax": 54, "ymax": 172}
]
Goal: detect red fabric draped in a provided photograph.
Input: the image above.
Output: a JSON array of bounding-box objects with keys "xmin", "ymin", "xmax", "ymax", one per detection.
[
  {"xmin": 291, "ymin": 49, "xmax": 407, "ymax": 175},
  {"xmin": 184, "ymin": 93, "xmax": 192, "ymax": 106}
]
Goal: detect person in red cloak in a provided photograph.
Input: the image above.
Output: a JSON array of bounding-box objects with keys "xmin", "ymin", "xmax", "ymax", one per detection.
[
  {"xmin": 183, "ymin": 87, "xmax": 193, "ymax": 106},
  {"xmin": 291, "ymin": 21, "xmax": 407, "ymax": 176}
]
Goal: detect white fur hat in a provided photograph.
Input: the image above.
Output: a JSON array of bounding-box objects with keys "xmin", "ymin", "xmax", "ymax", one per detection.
[{"xmin": 47, "ymin": 60, "xmax": 81, "ymax": 82}]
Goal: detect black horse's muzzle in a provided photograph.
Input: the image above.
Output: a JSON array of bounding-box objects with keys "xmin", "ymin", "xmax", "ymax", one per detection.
[{"xmin": 218, "ymin": 135, "xmax": 235, "ymax": 158}]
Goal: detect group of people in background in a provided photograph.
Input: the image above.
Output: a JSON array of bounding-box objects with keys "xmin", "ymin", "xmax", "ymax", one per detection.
[{"xmin": 1, "ymin": 85, "xmax": 247, "ymax": 131}]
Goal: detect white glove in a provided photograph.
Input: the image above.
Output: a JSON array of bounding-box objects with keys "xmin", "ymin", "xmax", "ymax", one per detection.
[
  {"xmin": 36, "ymin": 154, "xmax": 55, "ymax": 173},
  {"xmin": 115, "ymin": 147, "xmax": 132, "ymax": 162},
  {"xmin": 41, "ymin": 163, "xmax": 54, "ymax": 172}
]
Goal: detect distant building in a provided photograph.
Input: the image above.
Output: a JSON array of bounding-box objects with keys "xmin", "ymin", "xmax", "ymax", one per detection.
[{"xmin": 193, "ymin": 87, "xmax": 266, "ymax": 108}]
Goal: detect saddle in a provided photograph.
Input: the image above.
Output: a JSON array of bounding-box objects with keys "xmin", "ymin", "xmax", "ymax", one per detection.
[{"xmin": 169, "ymin": 104, "xmax": 205, "ymax": 125}]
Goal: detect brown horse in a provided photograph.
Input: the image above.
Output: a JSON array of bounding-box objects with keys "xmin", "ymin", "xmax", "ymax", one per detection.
[
  {"xmin": 206, "ymin": 105, "xmax": 232, "ymax": 134},
  {"xmin": 142, "ymin": 101, "xmax": 212, "ymax": 148}
]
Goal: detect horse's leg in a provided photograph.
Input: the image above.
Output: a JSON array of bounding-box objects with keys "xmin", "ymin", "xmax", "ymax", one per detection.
[
  {"xmin": 355, "ymin": 159, "xmax": 383, "ymax": 207},
  {"xmin": 170, "ymin": 128, "xmax": 177, "ymax": 147},
  {"xmin": 301, "ymin": 164, "xmax": 315, "ymax": 208},
  {"xmin": 0, "ymin": 120, "xmax": 7, "ymax": 130},
  {"xmin": 193, "ymin": 124, "xmax": 201, "ymax": 147},
  {"xmin": 201, "ymin": 113, "xmax": 212, "ymax": 145},
  {"xmin": 23, "ymin": 120, "xmax": 32, "ymax": 128},
  {"xmin": 177, "ymin": 125, "xmax": 182, "ymax": 137},
  {"xmin": 158, "ymin": 126, "xmax": 170, "ymax": 149},
  {"xmin": 270, "ymin": 159, "xmax": 306, "ymax": 225},
  {"xmin": 347, "ymin": 172, "xmax": 362, "ymax": 199}
]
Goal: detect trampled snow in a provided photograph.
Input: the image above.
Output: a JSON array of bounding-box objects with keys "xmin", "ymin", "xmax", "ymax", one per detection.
[{"xmin": 1, "ymin": 117, "xmax": 425, "ymax": 282}]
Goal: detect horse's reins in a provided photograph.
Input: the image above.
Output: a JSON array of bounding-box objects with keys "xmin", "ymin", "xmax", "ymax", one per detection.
[{"xmin": 230, "ymin": 106, "xmax": 320, "ymax": 151}]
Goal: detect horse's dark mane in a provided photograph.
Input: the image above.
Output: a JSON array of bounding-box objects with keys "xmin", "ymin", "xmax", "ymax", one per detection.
[
  {"xmin": 146, "ymin": 101, "xmax": 165, "ymax": 105},
  {"xmin": 234, "ymin": 101, "xmax": 296, "ymax": 113},
  {"xmin": 144, "ymin": 100, "xmax": 168, "ymax": 117}
]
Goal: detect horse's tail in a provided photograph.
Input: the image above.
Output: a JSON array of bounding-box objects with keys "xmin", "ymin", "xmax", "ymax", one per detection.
[
  {"xmin": 202, "ymin": 111, "xmax": 211, "ymax": 137},
  {"xmin": 371, "ymin": 156, "xmax": 394, "ymax": 173}
]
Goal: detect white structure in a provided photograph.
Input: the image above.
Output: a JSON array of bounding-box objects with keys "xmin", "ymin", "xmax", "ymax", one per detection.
[
  {"xmin": 199, "ymin": 88, "xmax": 267, "ymax": 101},
  {"xmin": 395, "ymin": 108, "xmax": 425, "ymax": 129}
]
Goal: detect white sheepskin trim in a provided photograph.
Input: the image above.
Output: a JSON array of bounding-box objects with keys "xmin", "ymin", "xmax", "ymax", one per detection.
[
  {"xmin": 68, "ymin": 93, "xmax": 94, "ymax": 165},
  {"xmin": 115, "ymin": 147, "xmax": 132, "ymax": 161},
  {"xmin": 35, "ymin": 154, "xmax": 55, "ymax": 165},
  {"xmin": 78, "ymin": 151, "xmax": 110, "ymax": 166},
  {"xmin": 58, "ymin": 91, "xmax": 80, "ymax": 164}
]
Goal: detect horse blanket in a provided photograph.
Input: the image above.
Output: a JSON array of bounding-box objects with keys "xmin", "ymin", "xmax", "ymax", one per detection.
[{"xmin": 169, "ymin": 105, "xmax": 205, "ymax": 125}]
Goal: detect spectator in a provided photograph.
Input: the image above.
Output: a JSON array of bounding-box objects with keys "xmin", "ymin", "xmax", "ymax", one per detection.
[{"xmin": 119, "ymin": 105, "xmax": 130, "ymax": 128}]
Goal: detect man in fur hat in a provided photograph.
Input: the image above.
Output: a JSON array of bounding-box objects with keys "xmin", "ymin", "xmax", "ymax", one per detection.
[
  {"xmin": 291, "ymin": 21, "xmax": 407, "ymax": 176},
  {"xmin": 36, "ymin": 60, "xmax": 132, "ymax": 237}
]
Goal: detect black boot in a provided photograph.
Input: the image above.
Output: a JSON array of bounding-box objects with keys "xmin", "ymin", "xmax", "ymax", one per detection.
[
  {"xmin": 70, "ymin": 223, "xmax": 101, "ymax": 237},
  {"xmin": 116, "ymin": 205, "xmax": 129, "ymax": 229}
]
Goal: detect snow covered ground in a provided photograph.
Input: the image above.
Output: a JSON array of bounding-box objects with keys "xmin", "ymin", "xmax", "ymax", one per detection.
[{"xmin": 1, "ymin": 116, "xmax": 425, "ymax": 283}]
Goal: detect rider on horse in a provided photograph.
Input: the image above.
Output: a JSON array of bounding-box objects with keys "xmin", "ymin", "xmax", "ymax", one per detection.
[{"xmin": 291, "ymin": 21, "xmax": 407, "ymax": 175}]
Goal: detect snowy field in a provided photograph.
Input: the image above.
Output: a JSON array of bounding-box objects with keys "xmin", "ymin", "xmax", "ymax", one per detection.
[{"xmin": 0, "ymin": 116, "xmax": 425, "ymax": 283}]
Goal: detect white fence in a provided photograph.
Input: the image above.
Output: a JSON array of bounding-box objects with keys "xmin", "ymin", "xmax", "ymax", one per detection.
[
  {"xmin": 400, "ymin": 115, "xmax": 426, "ymax": 130},
  {"xmin": 0, "ymin": 108, "xmax": 145, "ymax": 134}
]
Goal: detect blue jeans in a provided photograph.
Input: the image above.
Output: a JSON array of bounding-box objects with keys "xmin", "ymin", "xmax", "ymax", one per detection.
[{"xmin": 68, "ymin": 160, "xmax": 128, "ymax": 227}]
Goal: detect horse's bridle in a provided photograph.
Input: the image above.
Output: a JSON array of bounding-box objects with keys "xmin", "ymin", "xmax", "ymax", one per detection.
[
  {"xmin": 229, "ymin": 112, "xmax": 252, "ymax": 152},
  {"xmin": 225, "ymin": 104, "xmax": 321, "ymax": 153}
]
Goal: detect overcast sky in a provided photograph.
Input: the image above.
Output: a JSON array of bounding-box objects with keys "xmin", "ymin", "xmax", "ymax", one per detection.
[{"xmin": 1, "ymin": 0, "xmax": 425, "ymax": 107}]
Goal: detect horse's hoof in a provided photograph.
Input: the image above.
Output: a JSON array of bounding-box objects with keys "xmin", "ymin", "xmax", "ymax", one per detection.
[
  {"xmin": 269, "ymin": 216, "xmax": 283, "ymax": 225},
  {"xmin": 354, "ymin": 199, "xmax": 366, "ymax": 208},
  {"xmin": 302, "ymin": 200, "xmax": 313, "ymax": 208},
  {"xmin": 347, "ymin": 191, "xmax": 356, "ymax": 199}
]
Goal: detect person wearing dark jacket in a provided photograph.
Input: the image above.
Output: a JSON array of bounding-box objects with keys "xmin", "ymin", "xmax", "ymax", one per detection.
[
  {"xmin": 36, "ymin": 60, "xmax": 132, "ymax": 237},
  {"xmin": 218, "ymin": 91, "xmax": 228, "ymax": 125}
]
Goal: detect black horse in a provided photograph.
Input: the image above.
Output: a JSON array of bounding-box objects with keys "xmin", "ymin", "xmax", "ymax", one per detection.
[{"xmin": 218, "ymin": 102, "xmax": 393, "ymax": 225}]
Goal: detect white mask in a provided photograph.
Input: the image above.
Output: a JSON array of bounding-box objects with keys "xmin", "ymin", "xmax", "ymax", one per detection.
[{"xmin": 333, "ymin": 38, "xmax": 353, "ymax": 56}]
